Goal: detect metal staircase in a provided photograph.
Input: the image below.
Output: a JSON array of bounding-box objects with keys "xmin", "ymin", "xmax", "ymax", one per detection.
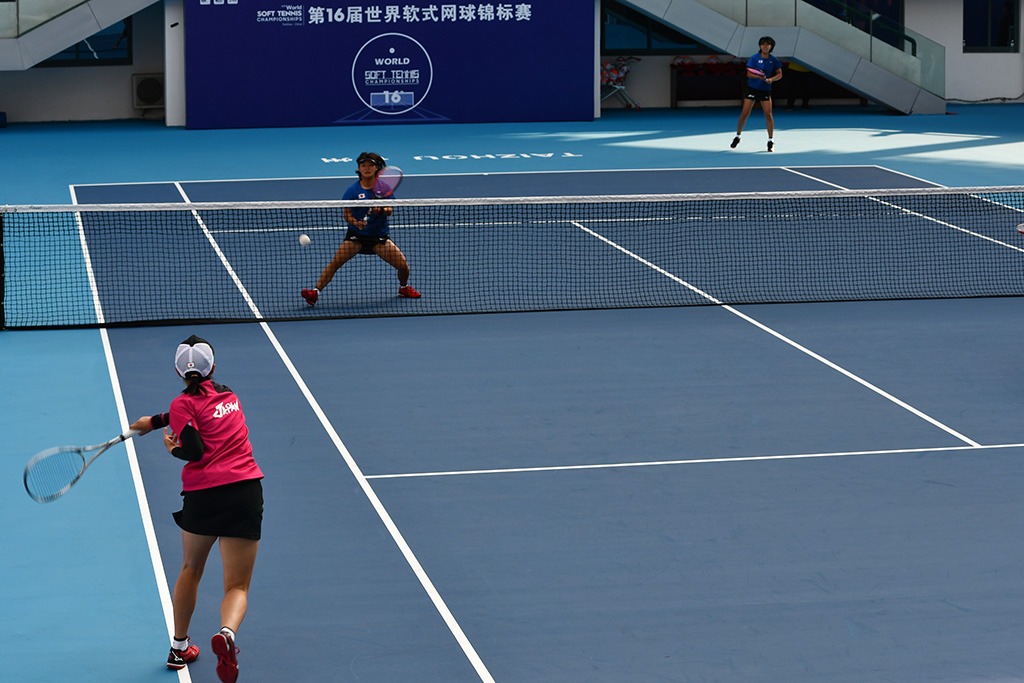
[
  {"xmin": 0, "ymin": 0, "xmax": 153, "ymax": 69},
  {"xmin": 622, "ymin": 0, "xmax": 945, "ymax": 114}
]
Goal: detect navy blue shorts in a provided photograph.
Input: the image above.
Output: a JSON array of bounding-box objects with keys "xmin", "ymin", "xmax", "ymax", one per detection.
[
  {"xmin": 745, "ymin": 86, "xmax": 772, "ymax": 102},
  {"xmin": 345, "ymin": 233, "xmax": 391, "ymax": 255}
]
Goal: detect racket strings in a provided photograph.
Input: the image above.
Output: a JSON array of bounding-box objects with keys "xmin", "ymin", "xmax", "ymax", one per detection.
[
  {"xmin": 25, "ymin": 449, "xmax": 86, "ymax": 501},
  {"xmin": 374, "ymin": 167, "xmax": 402, "ymax": 198}
]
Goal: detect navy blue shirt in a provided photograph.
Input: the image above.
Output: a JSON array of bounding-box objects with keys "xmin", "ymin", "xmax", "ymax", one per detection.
[
  {"xmin": 343, "ymin": 179, "xmax": 390, "ymax": 237},
  {"xmin": 746, "ymin": 53, "xmax": 783, "ymax": 91}
]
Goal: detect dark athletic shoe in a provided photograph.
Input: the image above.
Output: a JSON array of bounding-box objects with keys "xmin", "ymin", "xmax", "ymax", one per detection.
[{"xmin": 167, "ymin": 639, "xmax": 199, "ymax": 670}]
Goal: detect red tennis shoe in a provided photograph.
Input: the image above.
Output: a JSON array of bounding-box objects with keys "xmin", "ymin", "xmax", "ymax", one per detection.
[
  {"xmin": 211, "ymin": 631, "xmax": 239, "ymax": 683},
  {"xmin": 398, "ymin": 285, "xmax": 422, "ymax": 298},
  {"xmin": 166, "ymin": 639, "xmax": 199, "ymax": 670}
]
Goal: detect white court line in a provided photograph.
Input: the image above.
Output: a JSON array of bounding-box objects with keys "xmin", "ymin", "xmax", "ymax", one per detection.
[
  {"xmin": 572, "ymin": 220, "xmax": 983, "ymax": 447},
  {"xmin": 784, "ymin": 168, "xmax": 1024, "ymax": 251},
  {"xmin": 367, "ymin": 442, "xmax": 1024, "ymax": 480},
  {"xmin": 171, "ymin": 184, "xmax": 496, "ymax": 683},
  {"xmin": 971, "ymin": 192, "xmax": 1024, "ymax": 216},
  {"xmin": 103, "ymin": 328, "xmax": 190, "ymax": 683},
  {"xmin": 69, "ymin": 187, "xmax": 108, "ymax": 327},
  {"xmin": 781, "ymin": 165, "xmax": 945, "ymax": 189},
  {"xmin": 71, "ymin": 187, "xmax": 189, "ymax": 682}
]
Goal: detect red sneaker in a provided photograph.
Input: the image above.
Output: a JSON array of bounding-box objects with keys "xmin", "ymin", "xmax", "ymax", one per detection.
[
  {"xmin": 166, "ymin": 639, "xmax": 199, "ymax": 670},
  {"xmin": 398, "ymin": 285, "xmax": 421, "ymax": 298},
  {"xmin": 301, "ymin": 288, "xmax": 318, "ymax": 306},
  {"xmin": 211, "ymin": 631, "xmax": 239, "ymax": 683}
]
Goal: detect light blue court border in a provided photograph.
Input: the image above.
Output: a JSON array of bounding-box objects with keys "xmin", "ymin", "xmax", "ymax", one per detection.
[
  {"xmin": 2, "ymin": 104, "xmax": 1024, "ymax": 205},
  {"xmin": 3, "ymin": 212, "xmax": 99, "ymax": 328},
  {"xmin": 0, "ymin": 330, "xmax": 174, "ymax": 683}
]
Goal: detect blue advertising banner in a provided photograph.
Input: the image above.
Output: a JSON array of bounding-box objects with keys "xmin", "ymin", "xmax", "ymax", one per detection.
[{"xmin": 184, "ymin": 1, "xmax": 595, "ymax": 129}]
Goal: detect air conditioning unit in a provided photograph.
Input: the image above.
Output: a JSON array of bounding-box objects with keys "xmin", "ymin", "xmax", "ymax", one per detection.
[{"xmin": 132, "ymin": 74, "xmax": 165, "ymax": 109}]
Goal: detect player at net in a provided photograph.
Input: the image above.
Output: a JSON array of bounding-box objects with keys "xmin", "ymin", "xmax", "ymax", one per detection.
[{"xmin": 301, "ymin": 151, "xmax": 421, "ymax": 306}]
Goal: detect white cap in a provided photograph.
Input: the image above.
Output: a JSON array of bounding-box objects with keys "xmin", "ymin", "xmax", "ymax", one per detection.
[{"xmin": 175, "ymin": 342, "xmax": 214, "ymax": 379}]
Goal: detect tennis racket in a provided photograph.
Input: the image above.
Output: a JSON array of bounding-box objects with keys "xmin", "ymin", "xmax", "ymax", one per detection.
[
  {"xmin": 23, "ymin": 429, "xmax": 139, "ymax": 503},
  {"xmin": 373, "ymin": 166, "xmax": 403, "ymax": 199},
  {"xmin": 747, "ymin": 67, "xmax": 766, "ymax": 78}
]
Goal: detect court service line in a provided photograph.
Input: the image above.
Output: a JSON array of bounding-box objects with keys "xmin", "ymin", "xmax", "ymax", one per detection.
[
  {"xmin": 71, "ymin": 189, "xmax": 190, "ymax": 682},
  {"xmin": 367, "ymin": 442, "xmax": 1024, "ymax": 480},
  {"xmin": 783, "ymin": 168, "xmax": 1024, "ymax": 253},
  {"xmin": 572, "ymin": 221, "xmax": 983, "ymax": 448},
  {"xmin": 782, "ymin": 165, "xmax": 942, "ymax": 189},
  {"xmin": 971, "ymin": 193, "xmax": 1024, "ymax": 216},
  {"xmin": 172, "ymin": 184, "xmax": 496, "ymax": 683}
]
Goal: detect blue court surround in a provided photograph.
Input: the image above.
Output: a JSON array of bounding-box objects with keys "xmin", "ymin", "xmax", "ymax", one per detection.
[{"xmin": 4, "ymin": 105, "xmax": 1024, "ymax": 682}]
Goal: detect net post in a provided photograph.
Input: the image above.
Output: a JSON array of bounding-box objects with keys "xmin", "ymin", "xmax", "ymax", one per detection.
[{"xmin": 1, "ymin": 209, "xmax": 6, "ymax": 331}]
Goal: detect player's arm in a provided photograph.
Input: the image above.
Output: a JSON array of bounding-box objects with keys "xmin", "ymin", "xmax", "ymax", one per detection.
[
  {"xmin": 129, "ymin": 411, "xmax": 170, "ymax": 436},
  {"xmin": 163, "ymin": 425, "xmax": 203, "ymax": 462},
  {"xmin": 344, "ymin": 207, "xmax": 367, "ymax": 230}
]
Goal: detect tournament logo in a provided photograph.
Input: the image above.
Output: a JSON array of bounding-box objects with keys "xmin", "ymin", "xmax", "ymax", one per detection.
[{"xmin": 351, "ymin": 33, "xmax": 433, "ymax": 116}]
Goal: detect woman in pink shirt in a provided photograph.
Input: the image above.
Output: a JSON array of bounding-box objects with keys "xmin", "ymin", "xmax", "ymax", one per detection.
[{"xmin": 130, "ymin": 335, "xmax": 263, "ymax": 683}]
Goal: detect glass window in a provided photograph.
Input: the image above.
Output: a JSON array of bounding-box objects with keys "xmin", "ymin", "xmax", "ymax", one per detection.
[
  {"xmin": 602, "ymin": 0, "xmax": 709, "ymax": 55},
  {"xmin": 964, "ymin": 0, "xmax": 1018, "ymax": 52}
]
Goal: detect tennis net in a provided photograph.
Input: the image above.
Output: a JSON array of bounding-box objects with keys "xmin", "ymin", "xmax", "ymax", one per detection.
[{"xmin": 3, "ymin": 186, "xmax": 1024, "ymax": 329}]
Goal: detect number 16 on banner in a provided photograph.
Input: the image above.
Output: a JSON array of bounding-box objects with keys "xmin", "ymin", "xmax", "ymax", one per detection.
[{"xmin": 371, "ymin": 91, "xmax": 415, "ymax": 108}]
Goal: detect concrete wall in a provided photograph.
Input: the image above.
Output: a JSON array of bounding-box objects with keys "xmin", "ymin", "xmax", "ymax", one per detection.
[{"xmin": 906, "ymin": 0, "xmax": 1024, "ymax": 103}]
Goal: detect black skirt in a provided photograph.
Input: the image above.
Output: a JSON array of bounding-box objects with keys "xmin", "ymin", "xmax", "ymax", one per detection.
[{"xmin": 173, "ymin": 478, "xmax": 263, "ymax": 540}]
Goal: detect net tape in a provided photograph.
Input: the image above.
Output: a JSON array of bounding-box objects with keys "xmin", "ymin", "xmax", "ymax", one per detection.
[{"xmin": 3, "ymin": 186, "xmax": 1024, "ymax": 329}]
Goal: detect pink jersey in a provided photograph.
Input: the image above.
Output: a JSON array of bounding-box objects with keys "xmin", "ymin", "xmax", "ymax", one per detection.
[{"xmin": 169, "ymin": 381, "xmax": 263, "ymax": 491}]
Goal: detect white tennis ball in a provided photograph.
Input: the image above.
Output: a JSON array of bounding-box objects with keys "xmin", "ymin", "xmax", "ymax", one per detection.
[{"xmin": 299, "ymin": 233, "xmax": 311, "ymax": 246}]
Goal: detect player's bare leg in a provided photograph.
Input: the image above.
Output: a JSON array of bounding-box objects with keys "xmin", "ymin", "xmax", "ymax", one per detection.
[
  {"xmin": 736, "ymin": 98, "xmax": 756, "ymax": 135},
  {"xmin": 762, "ymin": 99, "xmax": 775, "ymax": 151},
  {"xmin": 762, "ymin": 99, "xmax": 774, "ymax": 137},
  {"xmin": 374, "ymin": 240, "xmax": 411, "ymax": 286},
  {"xmin": 732, "ymin": 99, "xmax": 756, "ymax": 147},
  {"xmin": 316, "ymin": 240, "xmax": 361, "ymax": 290},
  {"xmin": 375, "ymin": 241, "xmax": 421, "ymax": 297}
]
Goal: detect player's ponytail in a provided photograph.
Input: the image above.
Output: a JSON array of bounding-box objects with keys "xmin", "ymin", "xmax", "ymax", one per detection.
[{"xmin": 183, "ymin": 372, "xmax": 208, "ymax": 396}]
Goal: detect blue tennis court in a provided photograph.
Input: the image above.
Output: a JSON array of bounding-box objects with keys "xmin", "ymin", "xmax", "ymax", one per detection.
[{"xmin": 5, "ymin": 106, "xmax": 1024, "ymax": 682}]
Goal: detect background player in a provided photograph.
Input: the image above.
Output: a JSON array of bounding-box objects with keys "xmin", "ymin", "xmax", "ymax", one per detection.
[{"xmin": 731, "ymin": 36, "xmax": 784, "ymax": 152}]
